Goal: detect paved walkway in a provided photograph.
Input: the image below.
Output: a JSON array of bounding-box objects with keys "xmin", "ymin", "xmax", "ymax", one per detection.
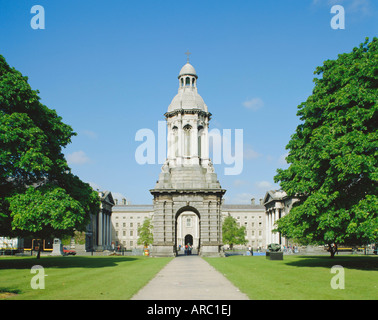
[{"xmin": 131, "ymin": 255, "xmax": 249, "ymax": 300}]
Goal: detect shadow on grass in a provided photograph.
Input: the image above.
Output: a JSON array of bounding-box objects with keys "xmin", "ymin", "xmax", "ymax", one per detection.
[
  {"xmin": 283, "ymin": 255, "xmax": 378, "ymax": 271},
  {"xmin": 0, "ymin": 256, "xmax": 139, "ymax": 270}
]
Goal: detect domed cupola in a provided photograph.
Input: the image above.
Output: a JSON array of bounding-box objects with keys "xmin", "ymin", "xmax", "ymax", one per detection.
[
  {"xmin": 178, "ymin": 62, "xmax": 198, "ymax": 79},
  {"xmin": 167, "ymin": 58, "xmax": 208, "ymax": 113}
]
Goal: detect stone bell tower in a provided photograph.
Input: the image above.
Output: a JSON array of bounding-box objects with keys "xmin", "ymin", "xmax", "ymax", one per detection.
[{"xmin": 150, "ymin": 56, "xmax": 226, "ymax": 257}]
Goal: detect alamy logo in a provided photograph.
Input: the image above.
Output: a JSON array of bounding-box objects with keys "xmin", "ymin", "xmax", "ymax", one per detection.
[
  {"xmin": 135, "ymin": 121, "xmax": 244, "ymax": 176},
  {"xmin": 330, "ymin": 5, "xmax": 345, "ymax": 30},
  {"xmin": 30, "ymin": 5, "xmax": 45, "ymax": 30},
  {"xmin": 30, "ymin": 265, "xmax": 47, "ymax": 289},
  {"xmin": 330, "ymin": 265, "xmax": 345, "ymax": 289}
]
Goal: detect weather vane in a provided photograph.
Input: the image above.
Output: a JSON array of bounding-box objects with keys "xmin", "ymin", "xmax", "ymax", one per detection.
[{"xmin": 185, "ymin": 50, "xmax": 191, "ymax": 63}]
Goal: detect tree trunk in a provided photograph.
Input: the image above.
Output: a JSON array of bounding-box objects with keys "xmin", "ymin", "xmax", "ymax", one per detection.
[
  {"xmin": 328, "ymin": 243, "xmax": 337, "ymax": 258},
  {"xmin": 36, "ymin": 239, "xmax": 42, "ymax": 259}
]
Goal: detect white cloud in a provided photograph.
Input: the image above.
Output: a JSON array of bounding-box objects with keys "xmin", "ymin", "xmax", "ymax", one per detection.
[
  {"xmin": 67, "ymin": 150, "xmax": 90, "ymax": 165},
  {"xmin": 244, "ymin": 144, "xmax": 261, "ymax": 160},
  {"xmin": 242, "ymin": 97, "xmax": 264, "ymax": 111},
  {"xmin": 233, "ymin": 179, "xmax": 248, "ymax": 187},
  {"xmin": 82, "ymin": 130, "xmax": 98, "ymax": 139},
  {"xmin": 255, "ymin": 180, "xmax": 273, "ymax": 190},
  {"xmin": 312, "ymin": 0, "xmax": 373, "ymax": 15}
]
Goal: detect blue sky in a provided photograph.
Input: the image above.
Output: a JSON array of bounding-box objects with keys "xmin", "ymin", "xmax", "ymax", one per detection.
[{"xmin": 1, "ymin": 0, "xmax": 377, "ymax": 204}]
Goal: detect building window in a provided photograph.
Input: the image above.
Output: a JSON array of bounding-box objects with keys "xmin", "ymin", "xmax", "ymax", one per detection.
[{"xmin": 186, "ymin": 218, "xmax": 191, "ymax": 227}]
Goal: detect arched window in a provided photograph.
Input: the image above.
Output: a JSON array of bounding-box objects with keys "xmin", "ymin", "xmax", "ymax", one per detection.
[
  {"xmin": 181, "ymin": 78, "xmax": 184, "ymax": 87},
  {"xmin": 183, "ymin": 125, "xmax": 191, "ymax": 156},
  {"xmin": 185, "ymin": 77, "xmax": 190, "ymax": 86},
  {"xmin": 192, "ymin": 78, "xmax": 196, "ymax": 87}
]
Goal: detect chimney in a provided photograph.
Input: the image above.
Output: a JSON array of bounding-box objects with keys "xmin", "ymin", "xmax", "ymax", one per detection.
[
  {"xmin": 114, "ymin": 199, "xmax": 118, "ymax": 205},
  {"xmin": 259, "ymin": 198, "xmax": 263, "ymax": 205},
  {"xmin": 251, "ymin": 198, "xmax": 255, "ymax": 205},
  {"xmin": 122, "ymin": 198, "xmax": 127, "ymax": 205}
]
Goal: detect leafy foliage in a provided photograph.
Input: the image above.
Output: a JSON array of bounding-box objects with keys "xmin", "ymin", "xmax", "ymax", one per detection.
[
  {"xmin": 137, "ymin": 218, "xmax": 154, "ymax": 248},
  {"xmin": 0, "ymin": 54, "xmax": 100, "ymax": 246},
  {"xmin": 274, "ymin": 38, "xmax": 378, "ymax": 253},
  {"xmin": 222, "ymin": 215, "xmax": 247, "ymax": 249}
]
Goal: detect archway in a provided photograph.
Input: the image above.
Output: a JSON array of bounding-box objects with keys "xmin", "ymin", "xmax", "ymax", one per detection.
[{"xmin": 175, "ymin": 206, "xmax": 200, "ymax": 255}]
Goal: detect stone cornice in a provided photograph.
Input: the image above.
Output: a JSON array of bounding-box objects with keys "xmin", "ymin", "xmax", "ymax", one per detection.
[
  {"xmin": 150, "ymin": 188, "xmax": 226, "ymax": 195},
  {"xmin": 164, "ymin": 109, "xmax": 212, "ymax": 119}
]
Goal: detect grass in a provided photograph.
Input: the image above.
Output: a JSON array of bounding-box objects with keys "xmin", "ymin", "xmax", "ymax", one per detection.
[
  {"xmin": 0, "ymin": 255, "xmax": 172, "ymax": 300},
  {"xmin": 2, "ymin": 254, "xmax": 377, "ymax": 300},
  {"xmin": 204, "ymin": 255, "xmax": 378, "ymax": 300}
]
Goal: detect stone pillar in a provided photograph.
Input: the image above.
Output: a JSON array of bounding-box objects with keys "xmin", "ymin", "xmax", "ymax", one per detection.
[
  {"xmin": 192, "ymin": 120, "xmax": 199, "ymax": 165},
  {"xmin": 266, "ymin": 211, "xmax": 270, "ymax": 246},
  {"xmin": 177, "ymin": 119, "xmax": 183, "ymax": 165},
  {"xmin": 201, "ymin": 121, "xmax": 209, "ymax": 167},
  {"xmin": 98, "ymin": 211, "xmax": 103, "ymax": 247}
]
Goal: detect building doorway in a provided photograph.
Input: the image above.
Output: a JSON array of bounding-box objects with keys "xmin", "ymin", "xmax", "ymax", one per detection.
[
  {"xmin": 175, "ymin": 206, "xmax": 200, "ymax": 255},
  {"xmin": 185, "ymin": 234, "xmax": 193, "ymax": 246}
]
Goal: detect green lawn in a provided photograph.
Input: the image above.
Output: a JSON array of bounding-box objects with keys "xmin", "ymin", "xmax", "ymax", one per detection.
[
  {"xmin": 0, "ymin": 255, "xmax": 172, "ymax": 300},
  {"xmin": 204, "ymin": 255, "xmax": 378, "ymax": 300}
]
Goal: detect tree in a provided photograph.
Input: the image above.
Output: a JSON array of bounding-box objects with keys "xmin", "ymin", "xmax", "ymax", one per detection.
[
  {"xmin": 222, "ymin": 215, "xmax": 247, "ymax": 250},
  {"xmin": 0, "ymin": 54, "xmax": 100, "ymax": 258},
  {"xmin": 137, "ymin": 218, "xmax": 153, "ymax": 248},
  {"xmin": 274, "ymin": 38, "xmax": 378, "ymax": 257}
]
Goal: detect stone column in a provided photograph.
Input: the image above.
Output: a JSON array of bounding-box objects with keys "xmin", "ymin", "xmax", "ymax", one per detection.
[
  {"xmin": 177, "ymin": 118, "xmax": 183, "ymax": 165},
  {"xmin": 167, "ymin": 122, "xmax": 173, "ymax": 160},
  {"xmin": 275, "ymin": 208, "xmax": 280, "ymax": 245},
  {"xmin": 192, "ymin": 120, "xmax": 199, "ymax": 165},
  {"xmin": 107, "ymin": 213, "xmax": 111, "ymax": 248},
  {"xmin": 202, "ymin": 121, "xmax": 209, "ymax": 167},
  {"xmin": 98, "ymin": 211, "xmax": 103, "ymax": 247},
  {"xmin": 266, "ymin": 211, "xmax": 270, "ymax": 246}
]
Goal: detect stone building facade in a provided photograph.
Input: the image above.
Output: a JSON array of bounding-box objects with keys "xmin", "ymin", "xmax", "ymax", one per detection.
[
  {"xmin": 111, "ymin": 199, "xmax": 267, "ymax": 252},
  {"xmin": 85, "ymin": 191, "xmax": 115, "ymax": 252},
  {"xmin": 263, "ymin": 190, "xmax": 299, "ymax": 246}
]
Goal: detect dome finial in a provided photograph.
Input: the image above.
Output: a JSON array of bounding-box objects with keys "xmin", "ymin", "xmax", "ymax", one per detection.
[{"xmin": 185, "ymin": 50, "xmax": 191, "ymax": 63}]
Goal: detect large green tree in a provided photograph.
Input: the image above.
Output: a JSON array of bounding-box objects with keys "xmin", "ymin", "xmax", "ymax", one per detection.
[
  {"xmin": 274, "ymin": 38, "xmax": 378, "ymax": 257},
  {"xmin": 222, "ymin": 215, "xmax": 247, "ymax": 250},
  {"xmin": 0, "ymin": 54, "xmax": 100, "ymax": 257}
]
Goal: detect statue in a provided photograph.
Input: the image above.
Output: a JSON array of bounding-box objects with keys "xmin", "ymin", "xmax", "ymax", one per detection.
[{"xmin": 268, "ymin": 243, "xmax": 281, "ymax": 252}]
